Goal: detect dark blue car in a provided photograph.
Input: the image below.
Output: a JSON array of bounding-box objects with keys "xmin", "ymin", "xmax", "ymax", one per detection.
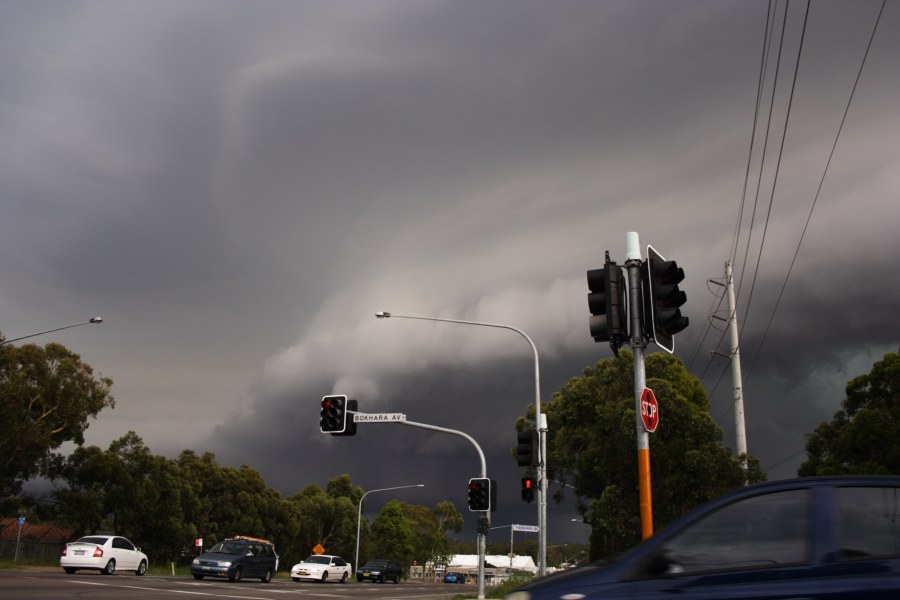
[{"xmin": 506, "ymin": 476, "xmax": 900, "ymax": 599}]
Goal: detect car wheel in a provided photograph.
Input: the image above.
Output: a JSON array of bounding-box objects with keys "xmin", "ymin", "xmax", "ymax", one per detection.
[
  {"xmin": 394, "ymin": 574, "xmax": 400, "ymax": 583},
  {"xmin": 320, "ymin": 571, "xmax": 328, "ymax": 583},
  {"xmin": 63, "ymin": 568, "xmax": 77, "ymax": 574},
  {"xmin": 229, "ymin": 567, "xmax": 242, "ymax": 582},
  {"xmin": 102, "ymin": 559, "xmax": 116, "ymax": 575},
  {"xmin": 193, "ymin": 574, "xmax": 204, "ymax": 580},
  {"xmin": 292, "ymin": 577, "xmax": 300, "ymax": 582},
  {"xmin": 135, "ymin": 560, "xmax": 147, "ymax": 576},
  {"xmin": 357, "ymin": 576, "xmax": 363, "ymax": 582},
  {"xmin": 340, "ymin": 572, "xmax": 348, "ymax": 583},
  {"xmin": 261, "ymin": 568, "xmax": 273, "ymax": 583}
]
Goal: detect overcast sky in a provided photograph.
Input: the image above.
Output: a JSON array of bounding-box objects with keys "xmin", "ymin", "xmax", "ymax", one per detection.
[{"xmin": 2, "ymin": 0, "xmax": 898, "ymax": 545}]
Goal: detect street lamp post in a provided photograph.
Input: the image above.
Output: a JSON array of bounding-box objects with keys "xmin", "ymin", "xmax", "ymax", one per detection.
[
  {"xmin": 375, "ymin": 311, "xmax": 548, "ymax": 576},
  {"xmin": 0, "ymin": 317, "xmax": 103, "ymax": 346},
  {"xmin": 355, "ymin": 484, "xmax": 425, "ymax": 576}
]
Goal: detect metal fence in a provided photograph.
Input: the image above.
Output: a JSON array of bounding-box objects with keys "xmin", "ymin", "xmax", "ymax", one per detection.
[{"xmin": 0, "ymin": 539, "xmax": 64, "ymax": 564}]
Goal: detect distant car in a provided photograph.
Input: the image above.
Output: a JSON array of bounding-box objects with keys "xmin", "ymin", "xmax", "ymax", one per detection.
[
  {"xmin": 291, "ymin": 554, "xmax": 352, "ymax": 583},
  {"xmin": 356, "ymin": 558, "xmax": 402, "ymax": 583},
  {"xmin": 444, "ymin": 571, "xmax": 468, "ymax": 584},
  {"xmin": 190, "ymin": 536, "xmax": 278, "ymax": 583},
  {"xmin": 506, "ymin": 476, "xmax": 900, "ymax": 600},
  {"xmin": 60, "ymin": 535, "xmax": 148, "ymax": 576}
]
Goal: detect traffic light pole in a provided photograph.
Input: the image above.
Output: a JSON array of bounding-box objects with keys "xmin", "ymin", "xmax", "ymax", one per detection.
[
  {"xmin": 350, "ymin": 410, "xmax": 489, "ymax": 599},
  {"xmin": 625, "ymin": 232, "xmax": 654, "ymax": 539}
]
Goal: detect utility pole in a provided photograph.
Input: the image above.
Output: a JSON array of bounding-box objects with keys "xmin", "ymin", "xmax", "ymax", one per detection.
[{"xmin": 710, "ymin": 262, "xmax": 747, "ymax": 474}]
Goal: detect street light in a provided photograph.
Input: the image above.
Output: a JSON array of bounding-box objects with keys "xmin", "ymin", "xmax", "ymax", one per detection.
[
  {"xmin": 355, "ymin": 484, "xmax": 425, "ymax": 575},
  {"xmin": 1, "ymin": 317, "xmax": 103, "ymax": 346},
  {"xmin": 375, "ymin": 310, "xmax": 549, "ymax": 576}
]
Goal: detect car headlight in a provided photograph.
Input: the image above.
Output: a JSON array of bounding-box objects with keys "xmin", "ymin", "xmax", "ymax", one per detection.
[
  {"xmin": 218, "ymin": 561, "xmax": 232, "ymax": 567},
  {"xmin": 505, "ymin": 593, "xmax": 532, "ymax": 600},
  {"xmin": 371, "ymin": 570, "xmax": 381, "ymax": 575},
  {"xmin": 192, "ymin": 559, "xmax": 199, "ymax": 565}
]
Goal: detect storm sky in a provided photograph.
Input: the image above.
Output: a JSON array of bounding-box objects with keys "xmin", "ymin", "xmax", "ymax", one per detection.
[{"xmin": 2, "ymin": 0, "xmax": 898, "ymax": 544}]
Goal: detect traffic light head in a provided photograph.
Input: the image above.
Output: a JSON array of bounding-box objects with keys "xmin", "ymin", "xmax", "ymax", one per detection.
[
  {"xmin": 642, "ymin": 245, "xmax": 689, "ymax": 353},
  {"xmin": 587, "ymin": 251, "xmax": 628, "ymax": 354},
  {"xmin": 320, "ymin": 395, "xmax": 354, "ymax": 435},
  {"xmin": 467, "ymin": 477, "xmax": 492, "ymax": 512},
  {"xmin": 516, "ymin": 429, "xmax": 539, "ymax": 467},
  {"xmin": 521, "ymin": 477, "xmax": 536, "ymax": 503}
]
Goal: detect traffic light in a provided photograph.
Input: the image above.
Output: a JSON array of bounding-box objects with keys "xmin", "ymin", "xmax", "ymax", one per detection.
[
  {"xmin": 516, "ymin": 429, "xmax": 539, "ymax": 467},
  {"xmin": 521, "ymin": 477, "xmax": 536, "ymax": 503},
  {"xmin": 320, "ymin": 395, "xmax": 354, "ymax": 435},
  {"xmin": 587, "ymin": 251, "xmax": 628, "ymax": 354},
  {"xmin": 467, "ymin": 478, "xmax": 494, "ymax": 512},
  {"xmin": 642, "ymin": 244, "xmax": 689, "ymax": 353},
  {"xmin": 333, "ymin": 399, "xmax": 357, "ymax": 437}
]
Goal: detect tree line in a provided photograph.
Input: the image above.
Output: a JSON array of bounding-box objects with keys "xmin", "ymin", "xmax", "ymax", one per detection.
[{"xmin": 3, "ymin": 335, "xmax": 897, "ymax": 564}]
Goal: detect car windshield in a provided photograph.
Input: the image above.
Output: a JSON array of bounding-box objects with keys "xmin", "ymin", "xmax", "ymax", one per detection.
[
  {"xmin": 209, "ymin": 541, "xmax": 246, "ymax": 555},
  {"xmin": 366, "ymin": 560, "xmax": 388, "ymax": 567},
  {"xmin": 305, "ymin": 555, "xmax": 330, "ymax": 564},
  {"xmin": 76, "ymin": 536, "xmax": 108, "ymax": 545}
]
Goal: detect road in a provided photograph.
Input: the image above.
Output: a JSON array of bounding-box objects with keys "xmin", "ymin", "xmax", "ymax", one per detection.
[{"xmin": 0, "ymin": 569, "xmax": 475, "ymax": 599}]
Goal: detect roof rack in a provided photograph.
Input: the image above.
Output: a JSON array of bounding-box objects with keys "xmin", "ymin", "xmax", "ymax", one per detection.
[{"xmin": 231, "ymin": 535, "xmax": 273, "ymax": 544}]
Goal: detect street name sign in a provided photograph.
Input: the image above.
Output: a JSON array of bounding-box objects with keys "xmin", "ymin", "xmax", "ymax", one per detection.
[
  {"xmin": 354, "ymin": 413, "xmax": 407, "ymax": 422},
  {"xmin": 512, "ymin": 524, "xmax": 540, "ymax": 533}
]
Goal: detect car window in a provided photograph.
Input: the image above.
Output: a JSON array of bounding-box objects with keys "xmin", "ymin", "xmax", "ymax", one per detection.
[
  {"xmin": 78, "ymin": 536, "xmax": 108, "ymax": 545},
  {"xmin": 212, "ymin": 541, "xmax": 245, "ymax": 555},
  {"xmin": 836, "ymin": 486, "xmax": 900, "ymax": 560},
  {"xmin": 653, "ymin": 488, "xmax": 811, "ymax": 575},
  {"xmin": 335, "ymin": 557, "xmax": 346, "ymax": 566},
  {"xmin": 112, "ymin": 538, "xmax": 134, "ymax": 551}
]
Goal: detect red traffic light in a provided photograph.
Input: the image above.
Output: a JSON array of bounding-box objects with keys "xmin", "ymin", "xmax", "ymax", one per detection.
[{"xmin": 521, "ymin": 477, "xmax": 536, "ymax": 503}]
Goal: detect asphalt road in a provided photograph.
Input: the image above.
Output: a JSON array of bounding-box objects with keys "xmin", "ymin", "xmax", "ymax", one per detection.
[{"xmin": 0, "ymin": 568, "xmax": 474, "ymax": 599}]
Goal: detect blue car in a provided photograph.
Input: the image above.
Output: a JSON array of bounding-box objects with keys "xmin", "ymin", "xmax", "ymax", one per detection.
[
  {"xmin": 506, "ymin": 476, "xmax": 900, "ymax": 599},
  {"xmin": 444, "ymin": 571, "xmax": 467, "ymax": 584}
]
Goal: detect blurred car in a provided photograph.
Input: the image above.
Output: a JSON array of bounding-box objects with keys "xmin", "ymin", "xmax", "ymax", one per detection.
[
  {"xmin": 444, "ymin": 571, "xmax": 468, "ymax": 584},
  {"xmin": 356, "ymin": 558, "xmax": 402, "ymax": 583},
  {"xmin": 506, "ymin": 476, "xmax": 900, "ymax": 600},
  {"xmin": 190, "ymin": 535, "xmax": 278, "ymax": 582},
  {"xmin": 291, "ymin": 554, "xmax": 352, "ymax": 583},
  {"xmin": 60, "ymin": 535, "xmax": 148, "ymax": 576}
]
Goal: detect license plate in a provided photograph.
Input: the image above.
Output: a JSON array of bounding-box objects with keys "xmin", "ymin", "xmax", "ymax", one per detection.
[{"xmin": 74, "ymin": 550, "xmax": 86, "ymax": 556}]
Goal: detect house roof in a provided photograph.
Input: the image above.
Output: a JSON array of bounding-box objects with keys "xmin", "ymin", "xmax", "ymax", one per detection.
[
  {"xmin": 447, "ymin": 553, "xmax": 538, "ymax": 573},
  {"xmin": 0, "ymin": 518, "xmax": 73, "ymax": 544}
]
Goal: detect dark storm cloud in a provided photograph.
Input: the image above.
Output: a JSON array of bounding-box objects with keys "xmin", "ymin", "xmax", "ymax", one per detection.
[{"xmin": 2, "ymin": 0, "xmax": 898, "ymax": 539}]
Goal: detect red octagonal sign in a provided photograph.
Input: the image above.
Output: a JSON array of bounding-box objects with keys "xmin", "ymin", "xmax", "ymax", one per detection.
[{"xmin": 641, "ymin": 388, "xmax": 660, "ymax": 433}]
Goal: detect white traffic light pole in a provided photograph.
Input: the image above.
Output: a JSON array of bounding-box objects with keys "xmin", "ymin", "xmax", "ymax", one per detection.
[
  {"xmin": 349, "ymin": 409, "xmax": 490, "ymax": 599},
  {"xmin": 625, "ymin": 232, "xmax": 654, "ymax": 539}
]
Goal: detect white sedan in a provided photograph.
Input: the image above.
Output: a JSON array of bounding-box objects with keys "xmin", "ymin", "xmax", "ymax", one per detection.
[
  {"xmin": 60, "ymin": 535, "xmax": 148, "ymax": 576},
  {"xmin": 290, "ymin": 554, "xmax": 352, "ymax": 583}
]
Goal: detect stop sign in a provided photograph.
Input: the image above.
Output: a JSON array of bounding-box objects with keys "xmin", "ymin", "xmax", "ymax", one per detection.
[{"xmin": 641, "ymin": 388, "xmax": 659, "ymax": 432}]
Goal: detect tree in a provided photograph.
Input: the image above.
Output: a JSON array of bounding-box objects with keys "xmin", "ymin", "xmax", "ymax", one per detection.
[
  {"xmin": 50, "ymin": 432, "xmax": 198, "ymax": 563},
  {"xmin": 799, "ymin": 352, "xmax": 900, "ymax": 476},
  {"xmin": 371, "ymin": 500, "xmax": 417, "ymax": 570},
  {"xmin": 534, "ymin": 350, "xmax": 763, "ymax": 559},
  {"xmin": 0, "ymin": 341, "xmax": 114, "ymax": 511},
  {"xmin": 288, "ymin": 477, "xmax": 359, "ymax": 565},
  {"xmin": 392, "ymin": 500, "xmax": 463, "ymax": 573}
]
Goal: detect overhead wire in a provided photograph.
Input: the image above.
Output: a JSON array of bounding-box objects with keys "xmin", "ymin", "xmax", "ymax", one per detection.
[
  {"xmin": 744, "ymin": 0, "xmax": 888, "ymax": 381},
  {"xmin": 687, "ymin": 0, "xmax": 777, "ymax": 374}
]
